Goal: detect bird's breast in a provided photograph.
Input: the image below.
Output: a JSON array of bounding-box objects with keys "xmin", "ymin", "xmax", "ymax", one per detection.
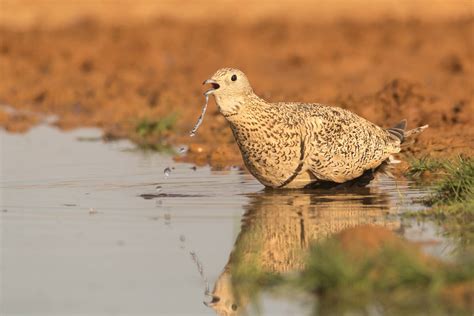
[{"xmin": 229, "ymin": 118, "xmax": 304, "ymax": 187}]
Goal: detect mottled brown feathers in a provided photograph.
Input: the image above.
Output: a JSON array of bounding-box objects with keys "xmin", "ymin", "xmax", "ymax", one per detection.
[{"xmin": 205, "ymin": 68, "xmax": 428, "ymax": 189}]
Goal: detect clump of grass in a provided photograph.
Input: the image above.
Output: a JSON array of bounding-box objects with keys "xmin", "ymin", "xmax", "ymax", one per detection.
[
  {"xmin": 135, "ymin": 113, "xmax": 177, "ymax": 137},
  {"xmin": 406, "ymin": 156, "xmax": 446, "ymax": 178},
  {"xmin": 428, "ymin": 156, "xmax": 473, "ymax": 205},
  {"xmin": 134, "ymin": 113, "xmax": 177, "ymax": 152},
  {"xmin": 406, "ymin": 156, "xmax": 474, "ymax": 247}
]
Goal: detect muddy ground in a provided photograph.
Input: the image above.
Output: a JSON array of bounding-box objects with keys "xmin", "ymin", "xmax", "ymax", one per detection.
[{"xmin": 0, "ymin": 1, "xmax": 473, "ymax": 170}]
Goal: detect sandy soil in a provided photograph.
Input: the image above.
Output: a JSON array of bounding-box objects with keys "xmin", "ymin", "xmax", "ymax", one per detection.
[{"xmin": 0, "ymin": 1, "xmax": 473, "ymax": 169}]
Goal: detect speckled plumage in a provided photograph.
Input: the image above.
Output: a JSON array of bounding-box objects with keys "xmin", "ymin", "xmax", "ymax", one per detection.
[{"xmin": 204, "ymin": 68, "xmax": 428, "ymax": 189}]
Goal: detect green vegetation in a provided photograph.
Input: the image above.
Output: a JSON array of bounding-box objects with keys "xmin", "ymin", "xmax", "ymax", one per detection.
[
  {"xmin": 406, "ymin": 156, "xmax": 474, "ymax": 247},
  {"xmin": 406, "ymin": 156, "xmax": 446, "ymax": 178},
  {"xmin": 229, "ymin": 230, "xmax": 474, "ymax": 315},
  {"xmin": 134, "ymin": 113, "xmax": 178, "ymax": 152},
  {"xmin": 427, "ymin": 156, "xmax": 473, "ymax": 205},
  {"xmin": 296, "ymin": 235, "xmax": 474, "ymax": 315}
]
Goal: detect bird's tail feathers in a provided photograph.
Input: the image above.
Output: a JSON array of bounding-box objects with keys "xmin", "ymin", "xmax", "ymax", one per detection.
[
  {"xmin": 387, "ymin": 119, "xmax": 428, "ymax": 143},
  {"xmin": 405, "ymin": 124, "xmax": 429, "ymax": 138}
]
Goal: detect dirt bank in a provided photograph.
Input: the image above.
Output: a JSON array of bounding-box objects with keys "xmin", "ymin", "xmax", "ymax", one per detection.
[{"xmin": 0, "ymin": 4, "xmax": 472, "ymax": 169}]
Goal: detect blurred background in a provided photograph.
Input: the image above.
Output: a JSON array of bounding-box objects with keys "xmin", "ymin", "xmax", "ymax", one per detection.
[{"xmin": 0, "ymin": 0, "xmax": 473, "ymax": 167}]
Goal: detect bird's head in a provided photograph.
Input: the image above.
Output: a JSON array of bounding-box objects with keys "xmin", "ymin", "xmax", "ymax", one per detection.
[{"xmin": 203, "ymin": 68, "xmax": 253, "ymax": 117}]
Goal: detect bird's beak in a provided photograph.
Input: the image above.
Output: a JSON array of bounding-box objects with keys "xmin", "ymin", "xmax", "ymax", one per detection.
[
  {"xmin": 203, "ymin": 295, "xmax": 220, "ymax": 307},
  {"xmin": 203, "ymin": 79, "xmax": 220, "ymax": 96}
]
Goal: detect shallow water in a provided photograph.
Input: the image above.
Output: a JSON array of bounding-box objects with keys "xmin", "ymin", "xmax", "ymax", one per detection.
[{"xmin": 0, "ymin": 126, "xmax": 453, "ymax": 316}]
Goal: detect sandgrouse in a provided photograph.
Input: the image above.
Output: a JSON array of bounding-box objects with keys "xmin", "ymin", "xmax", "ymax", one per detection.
[{"xmin": 202, "ymin": 68, "xmax": 428, "ymax": 189}]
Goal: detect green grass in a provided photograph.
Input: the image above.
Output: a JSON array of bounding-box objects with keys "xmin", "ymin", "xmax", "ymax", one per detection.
[
  {"xmin": 135, "ymin": 113, "xmax": 177, "ymax": 137},
  {"xmin": 134, "ymin": 113, "xmax": 177, "ymax": 152},
  {"xmin": 406, "ymin": 156, "xmax": 446, "ymax": 178},
  {"xmin": 405, "ymin": 156, "xmax": 474, "ymax": 247},
  {"xmin": 427, "ymin": 156, "xmax": 473, "ymax": 205},
  {"xmin": 406, "ymin": 156, "xmax": 473, "ymax": 205}
]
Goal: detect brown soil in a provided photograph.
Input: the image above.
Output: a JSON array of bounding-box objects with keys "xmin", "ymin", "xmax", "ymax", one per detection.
[{"xmin": 1, "ymin": 1, "xmax": 473, "ymax": 169}]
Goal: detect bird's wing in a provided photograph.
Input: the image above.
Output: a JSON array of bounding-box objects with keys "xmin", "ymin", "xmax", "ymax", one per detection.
[{"xmin": 298, "ymin": 104, "xmax": 398, "ymax": 183}]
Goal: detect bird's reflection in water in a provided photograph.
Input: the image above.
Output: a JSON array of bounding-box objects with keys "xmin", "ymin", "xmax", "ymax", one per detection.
[{"xmin": 207, "ymin": 185, "xmax": 400, "ymax": 316}]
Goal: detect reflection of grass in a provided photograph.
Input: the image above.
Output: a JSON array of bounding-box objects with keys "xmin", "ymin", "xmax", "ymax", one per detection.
[
  {"xmin": 133, "ymin": 113, "xmax": 177, "ymax": 152},
  {"xmin": 296, "ymin": 232, "xmax": 474, "ymax": 315},
  {"xmin": 419, "ymin": 200, "xmax": 474, "ymax": 248},
  {"xmin": 406, "ymin": 156, "xmax": 474, "ymax": 247},
  {"xmin": 234, "ymin": 227, "xmax": 474, "ymax": 315}
]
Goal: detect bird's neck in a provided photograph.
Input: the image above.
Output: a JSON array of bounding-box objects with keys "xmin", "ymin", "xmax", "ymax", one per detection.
[{"xmin": 215, "ymin": 91, "xmax": 268, "ymax": 120}]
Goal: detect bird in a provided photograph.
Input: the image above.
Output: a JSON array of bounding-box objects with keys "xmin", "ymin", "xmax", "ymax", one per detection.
[{"xmin": 202, "ymin": 68, "xmax": 428, "ymax": 189}]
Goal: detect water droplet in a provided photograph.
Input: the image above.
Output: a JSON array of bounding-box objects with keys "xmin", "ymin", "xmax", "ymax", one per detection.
[
  {"xmin": 179, "ymin": 147, "xmax": 187, "ymax": 154},
  {"xmin": 179, "ymin": 235, "xmax": 186, "ymax": 242},
  {"xmin": 155, "ymin": 185, "xmax": 162, "ymax": 192},
  {"xmin": 163, "ymin": 167, "xmax": 171, "ymax": 177}
]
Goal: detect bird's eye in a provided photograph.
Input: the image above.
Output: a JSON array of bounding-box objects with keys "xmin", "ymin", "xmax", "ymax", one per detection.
[{"xmin": 231, "ymin": 74, "xmax": 237, "ymax": 81}]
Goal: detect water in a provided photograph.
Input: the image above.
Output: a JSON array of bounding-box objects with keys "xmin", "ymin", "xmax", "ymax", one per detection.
[
  {"xmin": 0, "ymin": 126, "xmax": 453, "ymax": 315},
  {"xmin": 190, "ymin": 94, "xmax": 210, "ymax": 137},
  {"xmin": 163, "ymin": 167, "xmax": 172, "ymax": 177}
]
